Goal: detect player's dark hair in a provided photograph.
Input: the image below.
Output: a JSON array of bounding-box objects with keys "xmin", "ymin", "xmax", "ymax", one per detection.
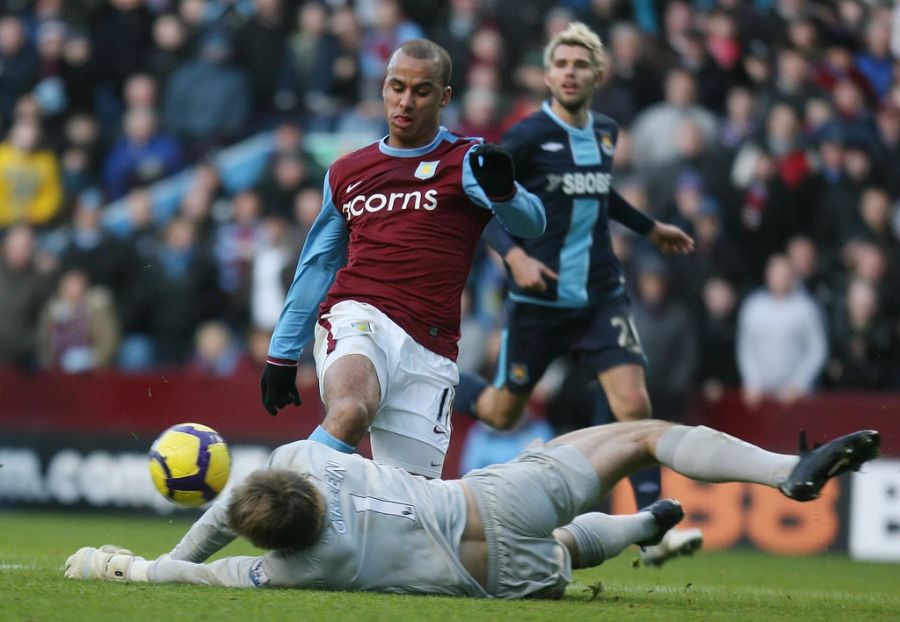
[
  {"xmin": 396, "ymin": 38, "xmax": 452, "ymax": 87},
  {"xmin": 228, "ymin": 469, "xmax": 324, "ymax": 551}
]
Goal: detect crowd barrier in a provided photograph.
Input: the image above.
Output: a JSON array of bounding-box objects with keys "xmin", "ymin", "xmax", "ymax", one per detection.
[{"xmin": 0, "ymin": 367, "xmax": 897, "ymax": 562}]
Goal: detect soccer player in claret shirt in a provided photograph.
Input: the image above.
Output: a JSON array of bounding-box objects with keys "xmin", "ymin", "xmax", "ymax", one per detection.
[
  {"xmin": 259, "ymin": 39, "xmax": 546, "ymax": 479},
  {"xmin": 65, "ymin": 425, "xmax": 879, "ymax": 595},
  {"xmin": 454, "ymin": 22, "xmax": 699, "ymax": 566}
]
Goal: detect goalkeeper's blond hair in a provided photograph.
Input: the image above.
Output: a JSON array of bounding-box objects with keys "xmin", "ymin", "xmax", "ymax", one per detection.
[{"xmin": 543, "ymin": 21, "xmax": 607, "ymax": 77}]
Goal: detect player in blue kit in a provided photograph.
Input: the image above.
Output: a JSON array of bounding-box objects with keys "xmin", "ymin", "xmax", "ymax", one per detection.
[{"xmin": 456, "ymin": 22, "xmax": 698, "ymax": 567}]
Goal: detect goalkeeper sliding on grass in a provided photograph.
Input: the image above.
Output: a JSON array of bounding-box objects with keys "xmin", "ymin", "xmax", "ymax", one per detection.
[{"xmin": 65, "ymin": 422, "xmax": 878, "ymax": 599}]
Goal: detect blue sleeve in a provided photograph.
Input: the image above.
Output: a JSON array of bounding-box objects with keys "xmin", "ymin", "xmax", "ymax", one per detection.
[
  {"xmin": 461, "ymin": 144, "xmax": 546, "ymax": 239},
  {"xmin": 481, "ymin": 217, "xmax": 516, "ymax": 258},
  {"xmin": 268, "ymin": 171, "xmax": 348, "ymax": 361}
]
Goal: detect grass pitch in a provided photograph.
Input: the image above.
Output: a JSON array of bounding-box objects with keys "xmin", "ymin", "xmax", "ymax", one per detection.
[{"xmin": 1, "ymin": 511, "xmax": 898, "ymax": 622}]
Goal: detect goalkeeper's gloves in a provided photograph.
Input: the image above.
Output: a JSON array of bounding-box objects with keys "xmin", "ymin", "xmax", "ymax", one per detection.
[
  {"xmin": 470, "ymin": 144, "xmax": 516, "ymax": 201},
  {"xmin": 99, "ymin": 544, "xmax": 134, "ymax": 556},
  {"xmin": 261, "ymin": 360, "xmax": 301, "ymax": 416},
  {"xmin": 64, "ymin": 546, "xmax": 143, "ymax": 582}
]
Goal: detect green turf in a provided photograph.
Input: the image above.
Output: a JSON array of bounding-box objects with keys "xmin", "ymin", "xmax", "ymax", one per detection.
[{"xmin": 1, "ymin": 511, "xmax": 898, "ymax": 622}]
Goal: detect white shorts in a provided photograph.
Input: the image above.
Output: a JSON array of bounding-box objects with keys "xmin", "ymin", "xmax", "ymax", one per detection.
[
  {"xmin": 314, "ymin": 300, "xmax": 459, "ymax": 479},
  {"xmin": 462, "ymin": 443, "xmax": 600, "ymax": 599}
]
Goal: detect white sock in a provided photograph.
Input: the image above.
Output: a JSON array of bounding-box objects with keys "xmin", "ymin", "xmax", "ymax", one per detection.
[
  {"xmin": 560, "ymin": 511, "xmax": 656, "ymax": 569},
  {"xmin": 655, "ymin": 425, "xmax": 799, "ymax": 487}
]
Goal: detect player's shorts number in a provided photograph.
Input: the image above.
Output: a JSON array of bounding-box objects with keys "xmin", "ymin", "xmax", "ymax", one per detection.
[{"xmin": 611, "ymin": 315, "xmax": 643, "ymax": 355}]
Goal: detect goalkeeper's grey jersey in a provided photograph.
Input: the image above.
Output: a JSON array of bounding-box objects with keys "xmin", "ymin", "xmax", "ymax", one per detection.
[{"xmin": 150, "ymin": 440, "xmax": 487, "ymax": 597}]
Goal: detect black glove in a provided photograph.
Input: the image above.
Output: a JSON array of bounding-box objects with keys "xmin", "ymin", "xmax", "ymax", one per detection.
[
  {"xmin": 260, "ymin": 362, "xmax": 301, "ymax": 416},
  {"xmin": 470, "ymin": 144, "xmax": 516, "ymax": 201}
]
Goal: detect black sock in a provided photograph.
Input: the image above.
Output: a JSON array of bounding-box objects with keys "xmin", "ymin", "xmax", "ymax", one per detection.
[
  {"xmin": 629, "ymin": 465, "xmax": 662, "ymax": 510},
  {"xmin": 455, "ymin": 372, "xmax": 489, "ymax": 418}
]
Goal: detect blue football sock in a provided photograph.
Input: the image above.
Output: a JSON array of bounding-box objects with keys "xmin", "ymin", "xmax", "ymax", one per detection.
[
  {"xmin": 455, "ymin": 372, "xmax": 488, "ymax": 418},
  {"xmin": 629, "ymin": 465, "xmax": 662, "ymax": 509},
  {"xmin": 308, "ymin": 425, "xmax": 355, "ymax": 453}
]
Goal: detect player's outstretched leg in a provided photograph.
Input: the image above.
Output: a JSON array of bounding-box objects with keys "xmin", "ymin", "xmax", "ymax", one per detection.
[
  {"xmin": 555, "ymin": 499, "xmax": 685, "ymax": 569},
  {"xmin": 639, "ymin": 524, "xmax": 703, "ymax": 567},
  {"xmin": 549, "ymin": 421, "xmax": 880, "ymax": 507},
  {"xmin": 778, "ymin": 430, "xmax": 880, "ymax": 501}
]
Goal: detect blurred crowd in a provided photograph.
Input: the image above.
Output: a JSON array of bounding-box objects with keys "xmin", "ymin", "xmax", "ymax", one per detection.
[{"xmin": 1, "ymin": 0, "xmax": 899, "ymax": 431}]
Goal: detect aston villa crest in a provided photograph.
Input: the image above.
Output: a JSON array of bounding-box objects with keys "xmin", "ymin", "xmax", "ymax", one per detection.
[{"xmin": 414, "ymin": 160, "xmax": 440, "ymax": 180}]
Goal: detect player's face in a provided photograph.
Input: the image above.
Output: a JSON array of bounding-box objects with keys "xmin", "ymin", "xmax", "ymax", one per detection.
[
  {"xmin": 544, "ymin": 44, "xmax": 601, "ymax": 113},
  {"xmin": 383, "ymin": 51, "xmax": 451, "ymax": 149}
]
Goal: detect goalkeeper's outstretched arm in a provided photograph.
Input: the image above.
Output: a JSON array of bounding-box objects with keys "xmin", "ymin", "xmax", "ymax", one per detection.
[{"xmin": 65, "ymin": 546, "xmax": 265, "ymax": 588}]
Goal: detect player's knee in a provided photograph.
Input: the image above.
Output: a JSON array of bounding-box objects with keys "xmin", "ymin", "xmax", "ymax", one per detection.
[{"xmin": 326, "ymin": 397, "xmax": 377, "ymax": 432}]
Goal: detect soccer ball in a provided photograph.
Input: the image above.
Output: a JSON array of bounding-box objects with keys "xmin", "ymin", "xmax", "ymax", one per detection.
[{"xmin": 148, "ymin": 423, "xmax": 231, "ymax": 507}]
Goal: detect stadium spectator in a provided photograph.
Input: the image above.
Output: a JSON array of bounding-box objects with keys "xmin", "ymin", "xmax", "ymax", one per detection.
[
  {"xmin": 697, "ymin": 276, "xmax": 740, "ymax": 404},
  {"xmin": 234, "ymin": 0, "xmax": 290, "ymax": 118},
  {"xmin": 119, "ymin": 186, "xmax": 158, "ymax": 261},
  {"xmin": 122, "ymin": 73, "xmax": 160, "ymax": 112},
  {"xmin": 276, "ymin": 1, "xmax": 342, "ymax": 118},
  {"xmin": 873, "ymin": 104, "xmax": 900, "ymax": 198},
  {"xmin": 89, "ymin": 0, "xmax": 155, "ymax": 122},
  {"xmin": 842, "ymin": 240, "xmax": 900, "ymax": 327},
  {"xmin": 729, "ymin": 147, "xmax": 795, "ymax": 281},
  {"xmin": 630, "ymin": 256, "xmax": 698, "ymax": 420},
  {"xmin": 136, "ymin": 216, "xmax": 224, "ymax": 366},
  {"xmin": 759, "ymin": 46, "xmax": 818, "ymax": 118},
  {"xmin": 143, "ymin": 13, "xmax": 191, "ymax": 91},
  {"xmin": 856, "ymin": 186, "xmax": 900, "ymax": 256},
  {"xmin": 0, "ymin": 225, "xmax": 53, "ymax": 367},
  {"xmin": 321, "ymin": 6, "xmax": 363, "ymax": 117},
  {"xmin": 644, "ymin": 118, "xmax": 725, "ymax": 220},
  {"xmin": 214, "ymin": 189, "xmax": 264, "ymax": 323},
  {"xmin": 36, "ymin": 268, "xmax": 120, "ymax": 373},
  {"xmin": 825, "ymin": 277, "xmax": 893, "ymax": 390},
  {"xmin": 737, "ymin": 254, "xmax": 828, "ymax": 408},
  {"xmin": 255, "ymin": 151, "xmax": 316, "ymax": 220},
  {"xmin": 602, "ymin": 22, "xmax": 662, "ymax": 121},
  {"xmin": 61, "ymin": 112, "xmax": 103, "ymax": 176},
  {"xmin": 676, "ymin": 29, "xmax": 730, "ymax": 114},
  {"xmin": 630, "ymin": 67, "xmax": 719, "ymax": 168},
  {"xmin": 785, "ymin": 234, "xmax": 833, "ymax": 311},
  {"xmin": 667, "ymin": 193, "xmax": 745, "ymax": 309},
  {"xmin": 250, "ymin": 215, "xmax": 294, "ymax": 332},
  {"xmin": 254, "ymin": 122, "xmax": 325, "ymax": 210},
  {"xmin": 101, "ymin": 106, "xmax": 184, "ymax": 199},
  {"xmin": 358, "ymin": 0, "xmax": 424, "ymax": 101},
  {"xmin": 60, "ymin": 29, "xmax": 97, "ymax": 116},
  {"xmin": 57, "ymin": 191, "xmax": 136, "ymax": 307},
  {"xmin": 163, "ymin": 31, "xmax": 251, "ymax": 157},
  {"xmin": 0, "ymin": 117, "xmax": 63, "ymax": 230},
  {"xmin": 0, "ymin": 15, "xmax": 37, "ymax": 126},
  {"xmin": 32, "ymin": 20, "xmax": 69, "ymax": 126},
  {"xmin": 430, "ymin": 0, "xmax": 488, "ymax": 96},
  {"xmin": 717, "ymin": 86, "xmax": 758, "ymax": 155},
  {"xmin": 454, "ymin": 87, "xmax": 502, "ymax": 144},
  {"xmin": 188, "ymin": 320, "xmax": 253, "ymax": 378}
]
